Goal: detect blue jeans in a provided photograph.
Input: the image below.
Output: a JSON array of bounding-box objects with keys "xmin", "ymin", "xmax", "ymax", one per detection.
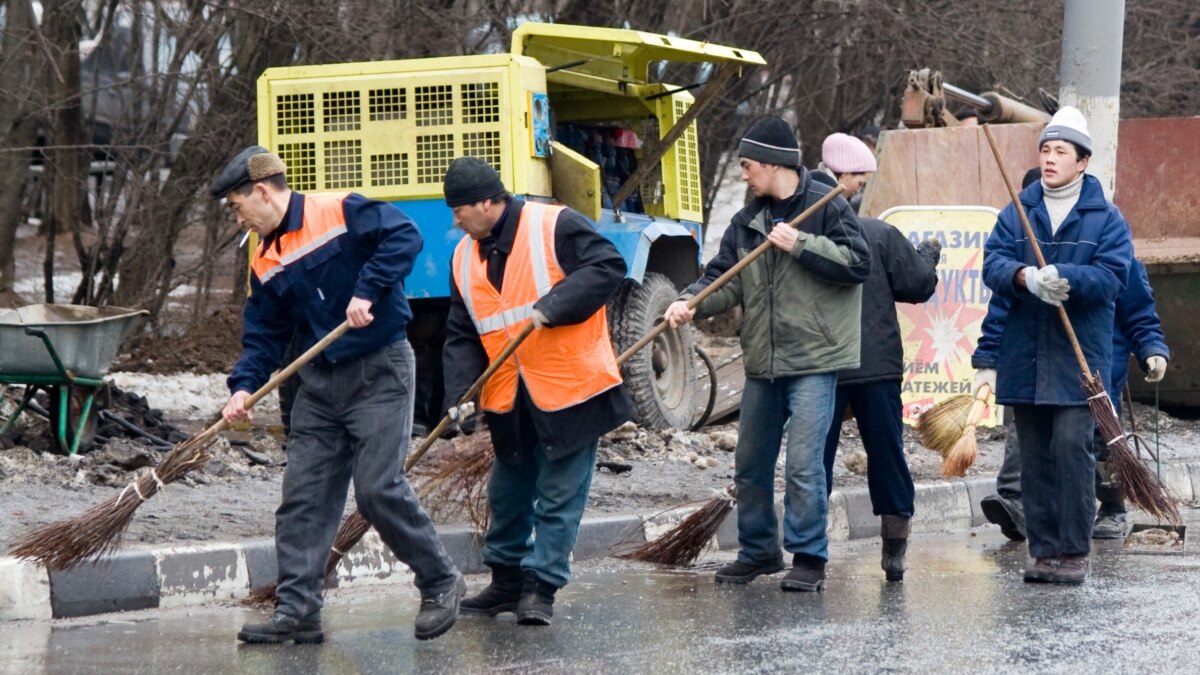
[
  {"xmin": 735, "ymin": 373, "xmax": 838, "ymax": 564},
  {"xmin": 482, "ymin": 441, "xmax": 597, "ymax": 588},
  {"xmin": 822, "ymin": 380, "xmax": 914, "ymax": 518}
]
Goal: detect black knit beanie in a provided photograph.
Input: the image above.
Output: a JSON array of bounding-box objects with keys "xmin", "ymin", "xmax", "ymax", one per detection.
[
  {"xmin": 443, "ymin": 157, "xmax": 506, "ymax": 207},
  {"xmin": 738, "ymin": 116, "xmax": 801, "ymax": 168}
]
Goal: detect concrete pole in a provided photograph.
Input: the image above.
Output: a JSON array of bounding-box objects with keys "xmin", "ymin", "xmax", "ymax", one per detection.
[{"xmin": 1059, "ymin": 0, "xmax": 1125, "ymax": 199}]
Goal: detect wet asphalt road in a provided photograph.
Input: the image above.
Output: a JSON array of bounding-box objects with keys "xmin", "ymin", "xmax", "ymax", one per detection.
[{"xmin": 6, "ymin": 521, "xmax": 1200, "ymax": 674}]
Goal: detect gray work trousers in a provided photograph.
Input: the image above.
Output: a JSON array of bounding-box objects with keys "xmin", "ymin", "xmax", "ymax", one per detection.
[{"xmin": 274, "ymin": 339, "xmax": 458, "ymax": 619}]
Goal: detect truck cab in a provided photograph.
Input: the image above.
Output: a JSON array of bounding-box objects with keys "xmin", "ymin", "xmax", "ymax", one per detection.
[{"xmin": 255, "ymin": 23, "xmax": 763, "ymax": 431}]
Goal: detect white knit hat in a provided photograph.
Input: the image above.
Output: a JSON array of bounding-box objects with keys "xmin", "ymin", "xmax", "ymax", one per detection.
[
  {"xmin": 1039, "ymin": 106, "xmax": 1092, "ymax": 155},
  {"xmin": 821, "ymin": 133, "xmax": 877, "ymax": 174}
]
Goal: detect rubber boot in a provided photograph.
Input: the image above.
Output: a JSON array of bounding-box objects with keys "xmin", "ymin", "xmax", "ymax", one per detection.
[
  {"xmin": 880, "ymin": 515, "xmax": 911, "ymax": 582},
  {"xmin": 460, "ymin": 564, "xmax": 523, "ymax": 616},
  {"xmin": 516, "ymin": 570, "xmax": 558, "ymax": 626}
]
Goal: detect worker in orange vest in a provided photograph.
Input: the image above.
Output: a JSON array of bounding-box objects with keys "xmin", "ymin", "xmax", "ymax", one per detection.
[
  {"xmin": 441, "ymin": 157, "xmax": 634, "ymax": 626},
  {"xmin": 216, "ymin": 146, "xmax": 464, "ymax": 644}
]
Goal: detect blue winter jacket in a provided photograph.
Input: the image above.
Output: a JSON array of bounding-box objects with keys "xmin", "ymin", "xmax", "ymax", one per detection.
[
  {"xmin": 1110, "ymin": 258, "xmax": 1169, "ymax": 393},
  {"xmin": 981, "ymin": 175, "xmax": 1132, "ymax": 405},
  {"xmin": 974, "ymin": 257, "xmax": 1168, "ymax": 396},
  {"xmin": 228, "ymin": 191, "xmax": 422, "ymax": 394}
]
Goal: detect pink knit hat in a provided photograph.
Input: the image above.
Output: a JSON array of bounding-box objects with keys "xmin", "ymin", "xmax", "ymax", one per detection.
[{"xmin": 821, "ymin": 133, "xmax": 877, "ymax": 174}]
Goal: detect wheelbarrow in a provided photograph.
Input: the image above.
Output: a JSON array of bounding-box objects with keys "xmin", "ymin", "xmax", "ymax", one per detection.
[{"xmin": 0, "ymin": 304, "xmax": 146, "ymax": 455}]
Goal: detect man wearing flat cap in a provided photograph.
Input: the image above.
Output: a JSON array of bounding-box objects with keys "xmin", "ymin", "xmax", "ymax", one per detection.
[
  {"xmin": 441, "ymin": 156, "xmax": 634, "ymax": 625},
  {"xmin": 214, "ymin": 146, "xmax": 464, "ymax": 644}
]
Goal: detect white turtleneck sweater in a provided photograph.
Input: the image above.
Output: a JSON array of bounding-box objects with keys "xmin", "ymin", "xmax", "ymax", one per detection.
[{"xmin": 1042, "ymin": 174, "xmax": 1083, "ymax": 235}]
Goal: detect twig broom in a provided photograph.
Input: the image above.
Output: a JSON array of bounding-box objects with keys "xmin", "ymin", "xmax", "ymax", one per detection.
[
  {"xmin": 941, "ymin": 383, "xmax": 991, "ymax": 477},
  {"xmin": 619, "ymin": 186, "xmax": 846, "ymax": 566},
  {"xmin": 9, "ymin": 321, "xmax": 353, "ymax": 570},
  {"xmin": 982, "ymin": 124, "xmax": 1178, "ymax": 524}
]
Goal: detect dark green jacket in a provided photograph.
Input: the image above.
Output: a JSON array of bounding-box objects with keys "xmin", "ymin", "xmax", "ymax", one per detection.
[{"xmin": 684, "ymin": 171, "xmax": 870, "ymax": 378}]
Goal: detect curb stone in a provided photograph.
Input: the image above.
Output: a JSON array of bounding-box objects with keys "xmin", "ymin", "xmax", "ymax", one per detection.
[{"xmin": 3, "ymin": 462, "xmax": 1198, "ymax": 621}]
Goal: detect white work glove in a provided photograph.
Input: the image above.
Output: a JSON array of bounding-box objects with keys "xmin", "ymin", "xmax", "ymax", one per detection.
[
  {"xmin": 1024, "ymin": 265, "xmax": 1070, "ymax": 306},
  {"xmin": 973, "ymin": 368, "xmax": 997, "ymax": 395},
  {"xmin": 531, "ymin": 309, "xmax": 550, "ymax": 329},
  {"xmin": 447, "ymin": 401, "xmax": 475, "ymax": 423},
  {"xmin": 1145, "ymin": 356, "xmax": 1168, "ymax": 383}
]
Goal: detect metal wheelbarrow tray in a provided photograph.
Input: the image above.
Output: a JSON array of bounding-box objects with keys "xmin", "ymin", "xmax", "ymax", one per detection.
[{"xmin": 0, "ymin": 304, "xmax": 146, "ymax": 454}]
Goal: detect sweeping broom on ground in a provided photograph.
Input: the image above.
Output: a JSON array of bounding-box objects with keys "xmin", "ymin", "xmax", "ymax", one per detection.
[
  {"xmin": 618, "ymin": 186, "xmax": 846, "ymax": 567},
  {"xmin": 9, "ymin": 321, "xmax": 353, "ymax": 570},
  {"xmin": 982, "ymin": 124, "xmax": 1179, "ymax": 524},
  {"xmin": 245, "ymin": 323, "xmax": 534, "ymax": 604},
  {"xmin": 916, "ymin": 383, "xmax": 992, "ymax": 477}
]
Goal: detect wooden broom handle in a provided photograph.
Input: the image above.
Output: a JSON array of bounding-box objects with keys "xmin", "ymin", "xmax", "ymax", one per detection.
[
  {"xmin": 405, "ymin": 322, "xmax": 536, "ymax": 469},
  {"xmin": 200, "ymin": 320, "xmax": 353, "ymax": 439},
  {"xmin": 616, "ymin": 185, "xmax": 846, "ymax": 365},
  {"xmin": 982, "ymin": 125, "xmax": 1093, "ymax": 378}
]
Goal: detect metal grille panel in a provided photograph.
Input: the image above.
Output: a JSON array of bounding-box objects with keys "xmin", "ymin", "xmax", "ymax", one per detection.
[
  {"xmin": 461, "ymin": 82, "xmax": 500, "ymax": 124},
  {"xmin": 370, "ymin": 153, "xmax": 409, "ymax": 186},
  {"xmin": 416, "ymin": 134, "xmax": 455, "ymax": 184},
  {"xmin": 276, "ymin": 94, "xmax": 315, "ymax": 135},
  {"xmin": 369, "ymin": 88, "xmax": 406, "ymax": 121},
  {"xmin": 462, "ymin": 131, "xmax": 501, "ymax": 172},
  {"xmin": 323, "ymin": 91, "xmax": 361, "ymax": 132},
  {"xmin": 324, "ymin": 140, "xmax": 362, "ymax": 189},
  {"xmin": 673, "ymin": 99, "xmax": 702, "ymax": 214},
  {"xmin": 277, "ymin": 142, "xmax": 317, "ymax": 191},
  {"xmin": 415, "ymin": 85, "xmax": 454, "ymax": 127}
]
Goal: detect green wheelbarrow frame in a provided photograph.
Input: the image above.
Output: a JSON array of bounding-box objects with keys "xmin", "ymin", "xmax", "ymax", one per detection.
[{"xmin": 0, "ymin": 327, "xmax": 107, "ymax": 455}]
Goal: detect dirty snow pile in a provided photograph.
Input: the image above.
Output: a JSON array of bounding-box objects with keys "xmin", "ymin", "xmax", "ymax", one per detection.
[{"xmin": 107, "ymin": 372, "xmax": 279, "ymax": 419}]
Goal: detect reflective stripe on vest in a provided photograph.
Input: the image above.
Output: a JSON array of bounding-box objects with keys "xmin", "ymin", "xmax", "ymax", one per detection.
[
  {"xmin": 251, "ymin": 192, "xmax": 350, "ymax": 285},
  {"xmin": 451, "ymin": 202, "xmax": 623, "ymax": 413}
]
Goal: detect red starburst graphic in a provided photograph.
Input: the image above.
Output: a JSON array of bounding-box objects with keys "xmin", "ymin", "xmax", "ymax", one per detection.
[{"xmin": 898, "ymin": 250, "xmax": 987, "ymax": 385}]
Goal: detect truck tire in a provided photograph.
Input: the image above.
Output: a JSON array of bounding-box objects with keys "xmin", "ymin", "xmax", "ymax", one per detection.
[{"xmin": 609, "ymin": 272, "xmax": 696, "ymax": 429}]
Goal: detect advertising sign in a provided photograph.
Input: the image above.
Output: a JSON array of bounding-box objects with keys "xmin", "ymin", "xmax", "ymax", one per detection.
[{"xmin": 880, "ymin": 206, "xmax": 1001, "ymax": 427}]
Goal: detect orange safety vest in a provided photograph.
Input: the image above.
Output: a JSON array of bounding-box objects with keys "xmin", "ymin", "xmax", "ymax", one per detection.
[
  {"xmin": 452, "ymin": 202, "xmax": 623, "ymax": 413},
  {"xmin": 251, "ymin": 192, "xmax": 349, "ymax": 284}
]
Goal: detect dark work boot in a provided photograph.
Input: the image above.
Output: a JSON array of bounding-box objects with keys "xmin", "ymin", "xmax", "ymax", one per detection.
[
  {"xmin": 460, "ymin": 564, "xmax": 523, "ymax": 616},
  {"xmin": 1050, "ymin": 555, "xmax": 1090, "ymax": 585},
  {"xmin": 237, "ymin": 611, "xmax": 323, "ymax": 644},
  {"xmin": 780, "ymin": 554, "xmax": 825, "ymax": 592},
  {"xmin": 980, "ymin": 493, "xmax": 1026, "ymax": 542},
  {"xmin": 1093, "ymin": 481, "xmax": 1129, "ymax": 540},
  {"xmin": 1023, "ymin": 558, "xmax": 1059, "ymax": 583},
  {"xmin": 880, "ymin": 515, "xmax": 911, "ymax": 582},
  {"xmin": 414, "ymin": 575, "xmax": 466, "ymax": 640},
  {"xmin": 714, "ymin": 557, "xmax": 785, "ymax": 584},
  {"xmin": 516, "ymin": 571, "xmax": 558, "ymax": 626}
]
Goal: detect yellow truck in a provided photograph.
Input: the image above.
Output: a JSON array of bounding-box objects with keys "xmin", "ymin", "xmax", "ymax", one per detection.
[{"xmin": 255, "ymin": 22, "xmax": 763, "ymax": 430}]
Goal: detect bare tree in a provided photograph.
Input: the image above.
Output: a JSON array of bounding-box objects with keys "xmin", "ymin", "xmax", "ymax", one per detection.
[{"xmin": 0, "ymin": 0, "xmax": 44, "ymax": 305}]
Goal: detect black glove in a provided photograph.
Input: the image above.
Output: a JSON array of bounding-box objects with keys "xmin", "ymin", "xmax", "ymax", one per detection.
[{"xmin": 916, "ymin": 238, "xmax": 942, "ymax": 267}]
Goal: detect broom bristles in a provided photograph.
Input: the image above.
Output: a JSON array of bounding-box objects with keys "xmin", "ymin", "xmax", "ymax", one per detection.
[
  {"xmin": 941, "ymin": 394, "xmax": 988, "ymax": 477},
  {"xmin": 618, "ymin": 492, "xmax": 735, "ymax": 566},
  {"xmin": 941, "ymin": 428, "xmax": 978, "ymax": 478},
  {"xmin": 8, "ymin": 432, "xmax": 217, "ymax": 570},
  {"xmin": 1082, "ymin": 373, "xmax": 1180, "ymax": 524},
  {"xmin": 245, "ymin": 510, "xmax": 372, "ymax": 605},
  {"xmin": 916, "ymin": 394, "xmax": 973, "ymax": 456}
]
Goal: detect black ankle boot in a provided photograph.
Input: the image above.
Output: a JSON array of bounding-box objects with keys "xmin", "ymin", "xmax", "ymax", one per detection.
[
  {"xmin": 881, "ymin": 514, "xmax": 910, "ymax": 582},
  {"xmin": 516, "ymin": 570, "xmax": 558, "ymax": 626},
  {"xmin": 460, "ymin": 564, "xmax": 523, "ymax": 616}
]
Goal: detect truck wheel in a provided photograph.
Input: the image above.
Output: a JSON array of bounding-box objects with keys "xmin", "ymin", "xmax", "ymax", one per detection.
[{"xmin": 609, "ymin": 272, "xmax": 697, "ymax": 429}]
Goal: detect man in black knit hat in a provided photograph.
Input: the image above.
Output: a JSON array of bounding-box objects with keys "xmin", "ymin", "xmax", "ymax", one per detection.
[
  {"xmin": 665, "ymin": 117, "xmax": 870, "ymax": 591},
  {"xmin": 441, "ymin": 157, "xmax": 634, "ymax": 625}
]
